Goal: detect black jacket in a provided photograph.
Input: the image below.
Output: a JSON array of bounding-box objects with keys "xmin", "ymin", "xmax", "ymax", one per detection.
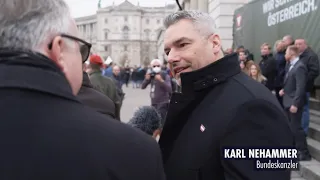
[
  {"xmin": 259, "ymin": 54, "xmax": 277, "ymax": 90},
  {"xmin": 299, "ymin": 47, "xmax": 319, "ymax": 92},
  {"xmin": 0, "ymin": 48, "xmax": 165, "ymax": 180},
  {"xmin": 159, "ymin": 53, "xmax": 293, "ymax": 180},
  {"xmin": 78, "ymin": 71, "xmax": 116, "ymax": 119}
]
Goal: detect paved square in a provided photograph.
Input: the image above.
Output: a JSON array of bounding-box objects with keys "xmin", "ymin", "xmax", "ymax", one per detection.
[{"xmin": 120, "ymin": 85, "xmax": 151, "ymax": 123}]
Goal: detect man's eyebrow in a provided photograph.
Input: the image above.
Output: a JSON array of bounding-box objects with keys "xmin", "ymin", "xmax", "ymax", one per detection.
[
  {"xmin": 164, "ymin": 37, "xmax": 192, "ymax": 51},
  {"xmin": 173, "ymin": 37, "xmax": 191, "ymax": 45}
]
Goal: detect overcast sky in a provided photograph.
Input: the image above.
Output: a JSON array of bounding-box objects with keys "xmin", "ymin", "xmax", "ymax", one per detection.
[{"xmin": 65, "ymin": 0, "xmax": 176, "ymax": 18}]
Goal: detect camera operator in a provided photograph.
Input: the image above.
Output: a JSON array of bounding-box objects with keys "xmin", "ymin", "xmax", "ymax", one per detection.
[{"xmin": 141, "ymin": 59, "xmax": 172, "ymax": 126}]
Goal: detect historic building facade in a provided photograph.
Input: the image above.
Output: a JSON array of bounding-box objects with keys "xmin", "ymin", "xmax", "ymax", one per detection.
[{"xmin": 75, "ymin": 0, "xmax": 175, "ymax": 66}]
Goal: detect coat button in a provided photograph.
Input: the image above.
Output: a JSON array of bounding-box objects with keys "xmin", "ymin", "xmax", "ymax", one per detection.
[{"xmin": 213, "ymin": 78, "xmax": 218, "ymax": 82}]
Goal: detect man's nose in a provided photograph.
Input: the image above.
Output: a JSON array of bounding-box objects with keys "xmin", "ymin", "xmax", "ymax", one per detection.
[{"xmin": 167, "ymin": 51, "xmax": 180, "ymax": 63}]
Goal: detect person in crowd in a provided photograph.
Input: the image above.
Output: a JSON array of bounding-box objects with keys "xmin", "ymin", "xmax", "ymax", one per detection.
[
  {"xmin": 238, "ymin": 51, "xmax": 254, "ymax": 75},
  {"xmin": 159, "ymin": 10, "xmax": 293, "ymax": 180},
  {"xmin": 239, "ymin": 60, "xmax": 246, "ymax": 71},
  {"xmin": 102, "ymin": 61, "xmax": 113, "ymax": 77},
  {"xmin": 124, "ymin": 65, "xmax": 131, "ymax": 87},
  {"xmin": 249, "ymin": 63, "xmax": 267, "ymax": 85},
  {"xmin": 112, "ymin": 65, "xmax": 123, "ymax": 90},
  {"xmin": 273, "ymin": 40, "xmax": 287, "ymax": 106},
  {"xmin": 111, "ymin": 65, "xmax": 125, "ymax": 110},
  {"xmin": 141, "ymin": 59, "xmax": 172, "ymax": 126},
  {"xmin": 282, "ymin": 35, "xmax": 295, "ymax": 75},
  {"xmin": 78, "ymin": 70, "xmax": 116, "ymax": 119},
  {"xmin": 295, "ymin": 38, "xmax": 320, "ymax": 134},
  {"xmin": 236, "ymin": 45, "xmax": 245, "ymax": 53},
  {"xmin": 0, "ymin": 0, "xmax": 166, "ymax": 179},
  {"xmin": 259, "ymin": 43, "xmax": 277, "ymax": 91},
  {"xmin": 224, "ymin": 48, "xmax": 233, "ymax": 55},
  {"xmin": 136, "ymin": 66, "xmax": 146, "ymax": 88},
  {"xmin": 131, "ymin": 65, "xmax": 138, "ymax": 88},
  {"xmin": 279, "ymin": 45, "xmax": 311, "ymax": 161},
  {"xmin": 86, "ymin": 55, "xmax": 122, "ymax": 120},
  {"xmin": 282, "ymin": 35, "xmax": 295, "ymax": 48},
  {"xmin": 162, "ymin": 62, "xmax": 171, "ymax": 75},
  {"xmin": 238, "ymin": 50, "xmax": 247, "ymax": 62}
]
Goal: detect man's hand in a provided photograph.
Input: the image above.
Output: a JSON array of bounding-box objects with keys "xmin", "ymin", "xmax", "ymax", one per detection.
[
  {"xmin": 155, "ymin": 74, "xmax": 164, "ymax": 82},
  {"xmin": 279, "ymin": 89, "xmax": 285, "ymax": 97},
  {"xmin": 290, "ymin": 105, "xmax": 298, "ymax": 113},
  {"xmin": 145, "ymin": 73, "xmax": 151, "ymax": 80}
]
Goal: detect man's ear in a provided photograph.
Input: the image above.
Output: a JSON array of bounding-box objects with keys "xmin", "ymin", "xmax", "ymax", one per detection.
[
  {"xmin": 208, "ymin": 34, "xmax": 222, "ymax": 55},
  {"xmin": 48, "ymin": 36, "xmax": 65, "ymax": 70}
]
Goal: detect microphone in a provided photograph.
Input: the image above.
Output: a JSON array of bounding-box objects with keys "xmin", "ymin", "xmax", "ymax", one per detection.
[{"xmin": 127, "ymin": 106, "xmax": 162, "ymax": 136}]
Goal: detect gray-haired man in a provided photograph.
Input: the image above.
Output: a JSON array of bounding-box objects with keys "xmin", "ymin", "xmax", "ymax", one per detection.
[
  {"xmin": 0, "ymin": 0, "xmax": 165, "ymax": 179},
  {"xmin": 159, "ymin": 10, "xmax": 293, "ymax": 180}
]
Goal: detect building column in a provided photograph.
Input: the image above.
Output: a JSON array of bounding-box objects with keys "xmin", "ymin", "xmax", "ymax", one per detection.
[
  {"xmin": 190, "ymin": 0, "xmax": 198, "ymax": 10},
  {"xmin": 198, "ymin": 0, "xmax": 208, "ymax": 12},
  {"xmin": 184, "ymin": 1, "xmax": 190, "ymax": 10}
]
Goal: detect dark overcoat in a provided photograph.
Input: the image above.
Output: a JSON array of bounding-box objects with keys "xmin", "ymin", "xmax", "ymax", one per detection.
[{"xmin": 159, "ymin": 53, "xmax": 294, "ymax": 180}]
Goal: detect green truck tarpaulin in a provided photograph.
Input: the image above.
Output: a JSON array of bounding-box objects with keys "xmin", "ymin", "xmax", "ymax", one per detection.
[{"xmin": 233, "ymin": 0, "xmax": 320, "ymax": 86}]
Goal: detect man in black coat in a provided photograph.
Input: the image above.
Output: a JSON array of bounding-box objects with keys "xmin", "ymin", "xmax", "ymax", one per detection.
[
  {"xmin": 78, "ymin": 71, "xmax": 116, "ymax": 119},
  {"xmin": 0, "ymin": 0, "xmax": 165, "ymax": 179},
  {"xmin": 295, "ymin": 39, "xmax": 319, "ymax": 134},
  {"xmin": 259, "ymin": 43, "xmax": 277, "ymax": 91},
  {"xmin": 160, "ymin": 10, "xmax": 294, "ymax": 180}
]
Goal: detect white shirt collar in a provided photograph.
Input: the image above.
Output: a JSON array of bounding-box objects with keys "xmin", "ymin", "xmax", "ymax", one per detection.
[{"xmin": 290, "ymin": 57, "xmax": 299, "ymax": 66}]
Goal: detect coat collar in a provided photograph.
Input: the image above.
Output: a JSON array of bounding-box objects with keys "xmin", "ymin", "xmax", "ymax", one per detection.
[
  {"xmin": 179, "ymin": 53, "xmax": 241, "ymax": 95},
  {"xmin": 89, "ymin": 69, "xmax": 102, "ymax": 76},
  {"xmin": 82, "ymin": 71, "xmax": 93, "ymax": 88},
  {"xmin": 0, "ymin": 48, "xmax": 77, "ymax": 101}
]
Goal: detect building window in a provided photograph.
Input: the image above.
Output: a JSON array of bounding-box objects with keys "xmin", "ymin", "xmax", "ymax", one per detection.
[
  {"xmin": 105, "ymin": 18, "xmax": 108, "ymax": 23},
  {"xmin": 122, "ymin": 26, "xmax": 129, "ymax": 39},
  {"xmin": 157, "ymin": 19, "xmax": 160, "ymax": 24},
  {"xmin": 83, "ymin": 25, "xmax": 86, "ymax": 33},
  {"xmin": 144, "ymin": 29, "xmax": 150, "ymax": 40},
  {"xmin": 146, "ymin": 19, "xmax": 149, "ymax": 24},
  {"xmin": 104, "ymin": 46, "xmax": 108, "ymax": 51},
  {"xmin": 124, "ymin": 45, "xmax": 128, "ymax": 51},
  {"xmin": 104, "ymin": 32, "xmax": 108, "ymax": 40},
  {"xmin": 124, "ymin": 16, "xmax": 128, "ymax": 22}
]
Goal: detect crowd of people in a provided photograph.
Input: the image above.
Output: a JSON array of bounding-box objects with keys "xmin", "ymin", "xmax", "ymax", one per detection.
[
  {"xmin": 225, "ymin": 36, "xmax": 320, "ymax": 161},
  {"xmin": 0, "ymin": 0, "xmax": 318, "ymax": 179}
]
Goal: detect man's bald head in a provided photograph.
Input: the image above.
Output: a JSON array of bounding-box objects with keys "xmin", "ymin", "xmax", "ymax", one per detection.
[
  {"xmin": 113, "ymin": 65, "xmax": 120, "ymax": 76},
  {"xmin": 294, "ymin": 39, "xmax": 308, "ymax": 53}
]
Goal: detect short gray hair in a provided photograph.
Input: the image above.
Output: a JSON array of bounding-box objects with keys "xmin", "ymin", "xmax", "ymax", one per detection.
[
  {"xmin": 150, "ymin": 59, "xmax": 163, "ymax": 66},
  {"xmin": 164, "ymin": 10, "xmax": 216, "ymax": 37},
  {"xmin": 0, "ymin": 0, "xmax": 72, "ymax": 50}
]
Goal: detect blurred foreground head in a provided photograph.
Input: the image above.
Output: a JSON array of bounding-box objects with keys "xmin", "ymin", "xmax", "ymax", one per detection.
[
  {"xmin": 0, "ymin": 0, "xmax": 89, "ymax": 95},
  {"xmin": 128, "ymin": 106, "xmax": 162, "ymax": 139}
]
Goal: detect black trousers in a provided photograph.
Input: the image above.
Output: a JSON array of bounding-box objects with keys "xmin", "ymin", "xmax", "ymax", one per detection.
[{"xmin": 286, "ymin": 107, "xmax": 309, "ymax": 154}]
